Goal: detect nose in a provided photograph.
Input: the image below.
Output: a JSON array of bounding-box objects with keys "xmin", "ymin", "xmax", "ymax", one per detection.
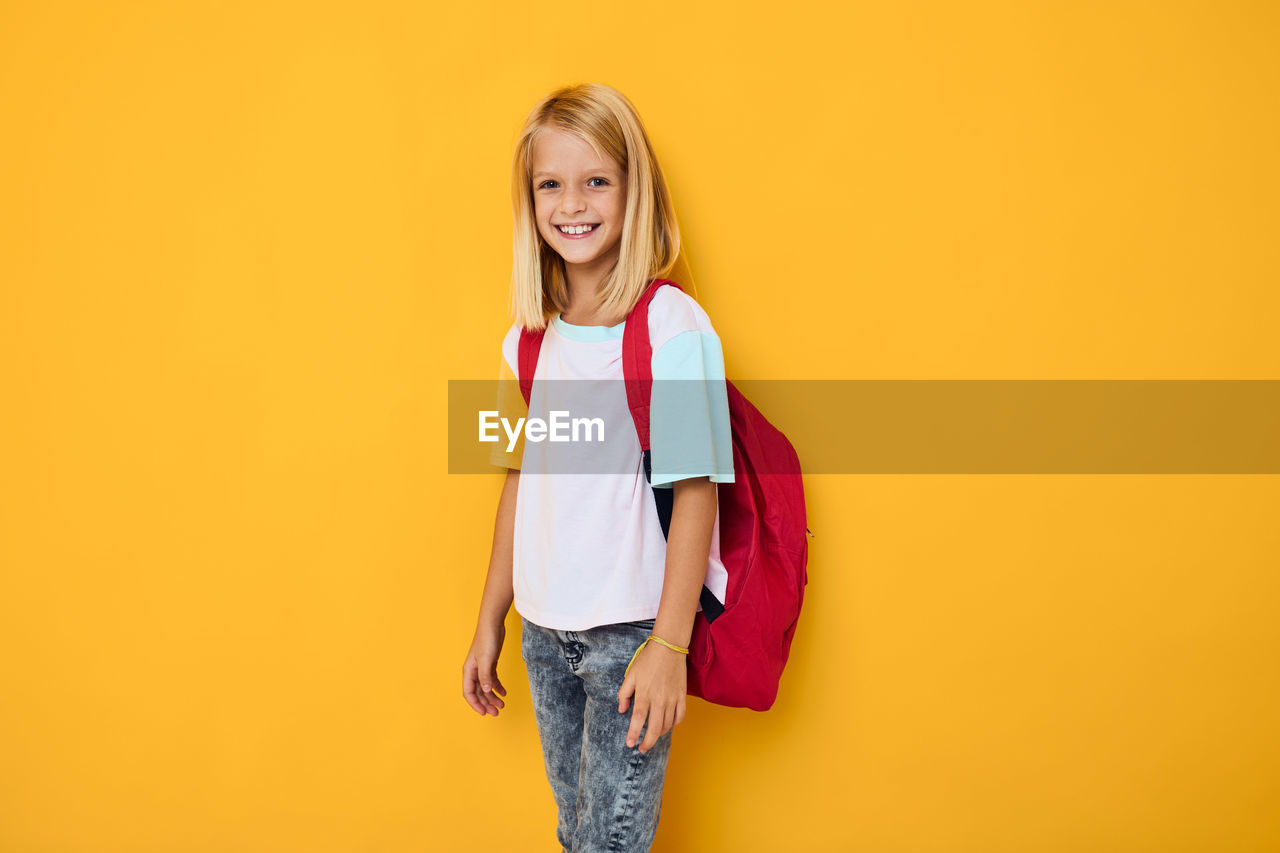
[{"xmin": 559, "ymin": 185, "xmax": 587, "ymax": 217}]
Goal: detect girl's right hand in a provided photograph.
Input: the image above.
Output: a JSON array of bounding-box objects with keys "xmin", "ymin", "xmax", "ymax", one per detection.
[{"xmin": 462, "ymin": 622, "xmax": 508, "ymax": 717}]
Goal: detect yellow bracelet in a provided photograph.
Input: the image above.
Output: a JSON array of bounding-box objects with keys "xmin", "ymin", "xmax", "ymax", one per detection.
[{"xmin": 623, "ymin": 634, "xmax": 690, "ymax": 678}]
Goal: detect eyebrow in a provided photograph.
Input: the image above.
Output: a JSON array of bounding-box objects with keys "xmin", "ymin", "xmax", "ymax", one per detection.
[{"xmin": 531, "ymin": 167, "xmax": 619, "ymax": 180}]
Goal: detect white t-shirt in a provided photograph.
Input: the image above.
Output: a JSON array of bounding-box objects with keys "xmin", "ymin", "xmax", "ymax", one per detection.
[{"xmin": 490, "ymin": 286, "xmax": 734, "ymax": 631}]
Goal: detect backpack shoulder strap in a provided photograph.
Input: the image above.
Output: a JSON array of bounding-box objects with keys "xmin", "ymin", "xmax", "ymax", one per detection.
[
  {"xmin": 621, "ymin": 278, "xmax": 682, "ymax": 450},
  {"xmin": 517, "ymin": 325, "xmax": 545, "ymax": 405},
  {"xmin": 622, "ymin": 278, "xmax": 724, "ymax": 621}
]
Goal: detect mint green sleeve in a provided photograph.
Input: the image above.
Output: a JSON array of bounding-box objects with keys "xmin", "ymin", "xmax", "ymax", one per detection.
[{"xmin": 649, "ymin": 329, "xmax": 735, "ymax": 488}]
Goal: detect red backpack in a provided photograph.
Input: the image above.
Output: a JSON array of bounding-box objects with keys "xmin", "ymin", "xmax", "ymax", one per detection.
[{"xmin": 518, "ymin": 278, "xmax": 809, "ymax": 711}]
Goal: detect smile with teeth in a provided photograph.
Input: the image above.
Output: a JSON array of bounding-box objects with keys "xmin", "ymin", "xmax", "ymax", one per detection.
[{"xmin": 557, "ymin": 223, "xmax": 598, "ymax": 236}]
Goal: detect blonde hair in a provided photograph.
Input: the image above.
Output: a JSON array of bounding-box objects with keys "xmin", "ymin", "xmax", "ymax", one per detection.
[{"xmin": 509, "ymin": 83, "xmax": 682, "ymax": 330}]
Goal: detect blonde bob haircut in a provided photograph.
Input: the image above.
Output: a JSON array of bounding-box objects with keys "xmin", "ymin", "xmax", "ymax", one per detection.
[{"xmin": 509, "ymin": 83, "xmax": 682, "ymax": 330}]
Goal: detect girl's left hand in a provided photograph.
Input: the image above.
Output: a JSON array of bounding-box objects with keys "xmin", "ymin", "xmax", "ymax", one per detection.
[{"xmin": 617, "ymin": 641, "xmax": 688, "ymax": 753}]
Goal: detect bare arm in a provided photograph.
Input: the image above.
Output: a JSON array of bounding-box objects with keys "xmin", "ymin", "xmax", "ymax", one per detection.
[
  {"xmin": 462, "ymin": 468, "xmax": 519, "ymax": 716},
  {"xmin": 653, "ymin": 477, "xmax": 718, "ymax": 649},
  {"xmin": 618, "ymin": 476, "xmax": 718, "ymax": 751},
  {"xmin": 477, "ymin": 468, "xmax": 519, "ymax": 631}
]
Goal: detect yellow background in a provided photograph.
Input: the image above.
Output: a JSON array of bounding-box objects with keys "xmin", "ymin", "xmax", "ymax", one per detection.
[{"xmin": 2, "ymin": 1, "xmax": 1278, "ymax": 851}]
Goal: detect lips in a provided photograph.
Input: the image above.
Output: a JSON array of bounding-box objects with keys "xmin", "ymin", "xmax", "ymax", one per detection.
[{"xmin": 555, "ymin": 223, "xmax": 599, "ymax": 239}]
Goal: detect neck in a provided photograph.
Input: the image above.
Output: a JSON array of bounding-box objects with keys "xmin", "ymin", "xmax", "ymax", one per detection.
[{"xmin": 561, "ymin": 260, "xmax": 622, "ymax": 325}]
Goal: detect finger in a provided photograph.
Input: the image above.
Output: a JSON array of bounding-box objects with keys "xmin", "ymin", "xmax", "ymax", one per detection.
[
  {"xmin": 660, "ymin": 706, "xmax": 676, "ymax": 747},
  {"xmin": 462, "ymin": 662, "xmax": 481, "ymax": 707},
  {"xmin": 640, "ymin": 706, "xmax": 670, "ymax": 754},
  {"xmin": 478, "ymin": 669, "xmax": 506, "ymax": 711},
  {"xmin": 491, "ymin": 674, "xmax": 507, "ymax": 697},
  {"xmin": 474, "ymin": 677, "xmax": 499, "ymax": 716},
  {"xmin": 626, "ymin": 701, "xmax": 649, "ymax": 749},
  {"xmin": 472, "ymin": 681, "xmax": 493, "ymax": 715},
  {"xmin": 481, "ymin": 684, "xmax": 506, "ymax": 711},
  {"xmin": 462, "ymin": 673, "xmax": 487, "ymax": 716},
  {"xmin": 675, "ymin": 696, "xmax": 687, "ymax": 727},
  {"xmin": 481, "ymin": 679, "xmax": 502, "ymax": 714},
  {"xmin": 617, "ymin": 676, "xmax": 635, "ymax": 714}
]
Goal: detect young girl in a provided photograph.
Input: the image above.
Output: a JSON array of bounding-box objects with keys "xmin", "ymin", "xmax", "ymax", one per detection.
[{"xmin": 461, "ymin": 83, "xmax": 734, "ymax": 853}]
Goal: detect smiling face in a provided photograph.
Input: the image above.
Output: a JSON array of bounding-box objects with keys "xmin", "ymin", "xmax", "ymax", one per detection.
[{"xmin": 530, "ymin": 127, "xmax": 627, "ymax": 287}]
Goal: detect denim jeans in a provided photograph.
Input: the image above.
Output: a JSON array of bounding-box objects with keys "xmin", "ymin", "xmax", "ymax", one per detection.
[{"xmin": 521, "ymin": 616, "xmax": 673, "ymax": 853}]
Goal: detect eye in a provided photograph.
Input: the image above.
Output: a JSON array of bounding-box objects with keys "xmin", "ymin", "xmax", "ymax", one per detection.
[
  {"xmin": 588, "ymin": 178, "xmax": 608, "ymax": 187},
  {"xmin": 537, "ymin": 180, "xmax": 558, "ymax": 189}
]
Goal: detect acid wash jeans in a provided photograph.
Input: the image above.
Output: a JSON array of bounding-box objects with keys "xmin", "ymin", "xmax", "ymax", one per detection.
[{"xmin": 521, "ymin": 615, "xmax": 674, "ymax": 853}]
